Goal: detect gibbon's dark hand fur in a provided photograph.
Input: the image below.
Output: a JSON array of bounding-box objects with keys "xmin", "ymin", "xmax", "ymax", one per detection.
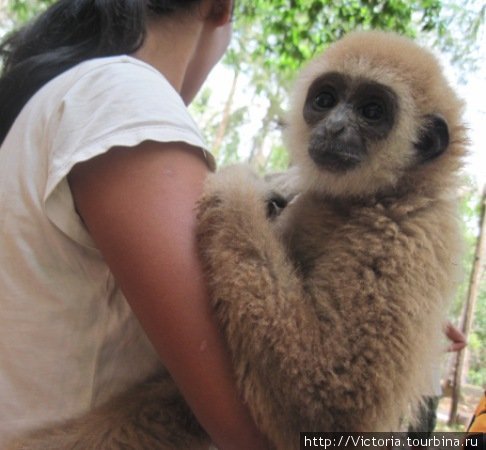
[{"xmin": 7, "ymin": 31, "xmax": 466, "ymax": 450}]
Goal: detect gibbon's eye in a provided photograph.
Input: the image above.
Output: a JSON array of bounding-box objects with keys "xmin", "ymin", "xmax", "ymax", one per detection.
[
  {"xmin": 313, "ymin": 91, "xmax": 337, "ymax": 110},
  {"xmin": 360, "ymin": 102, "xmax": 384, "ymax": 121}
]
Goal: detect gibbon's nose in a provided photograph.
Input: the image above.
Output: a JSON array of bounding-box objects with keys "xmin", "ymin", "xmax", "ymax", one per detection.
[{"xmin": 325, "ymin": 107, "xmax": 348, "ymax": 136}]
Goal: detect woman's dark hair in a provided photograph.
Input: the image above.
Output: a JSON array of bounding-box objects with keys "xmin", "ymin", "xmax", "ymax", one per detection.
[{"xmin": 0, "ymin": 0, "xmax": 202, "ymax": 145}]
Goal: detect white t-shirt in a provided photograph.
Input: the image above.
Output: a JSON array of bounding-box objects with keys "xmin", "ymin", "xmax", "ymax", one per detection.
[{"xmin": 0, "ymin": 55, "xmax": 215, "ymax": 444}]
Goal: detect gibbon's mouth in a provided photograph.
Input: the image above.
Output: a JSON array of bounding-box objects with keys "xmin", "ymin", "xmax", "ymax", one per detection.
[{"xmin": 308, "ymin": 142, "xmax": 365, "ymax": 172}]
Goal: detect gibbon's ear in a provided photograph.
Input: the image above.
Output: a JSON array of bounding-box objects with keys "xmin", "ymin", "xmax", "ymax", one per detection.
[
  {"xmin": 266, "ymin": 192, "xmax": 289, "ymax": 219},
  {"xmin": 415, "ymin": 114, "xmax": 450, "ymax": 163}
]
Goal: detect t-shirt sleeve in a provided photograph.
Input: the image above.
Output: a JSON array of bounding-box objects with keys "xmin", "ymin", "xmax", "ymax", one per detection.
[{"xmin": 43, "ymin": 58, "xmax": 215, "ymax": 248}]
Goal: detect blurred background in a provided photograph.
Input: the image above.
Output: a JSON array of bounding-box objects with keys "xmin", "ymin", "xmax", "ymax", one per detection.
[{"xmin": 1, "ymin": 0, "xmax": 484, "ymax": 431}]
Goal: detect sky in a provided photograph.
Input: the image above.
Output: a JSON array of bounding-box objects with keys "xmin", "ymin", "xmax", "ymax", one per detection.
[{"xmin": 456, "ymin": 68, "xmax": 486, "ymax": 189}]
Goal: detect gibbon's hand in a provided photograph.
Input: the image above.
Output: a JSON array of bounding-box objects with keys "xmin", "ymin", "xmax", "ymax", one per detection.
[{"xmin": 204, "ymin": 164, "xmax": 288, "ymax": 220}]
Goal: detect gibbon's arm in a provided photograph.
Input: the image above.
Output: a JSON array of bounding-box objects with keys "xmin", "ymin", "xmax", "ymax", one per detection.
[
  {"xmin": 196, "ymin": 166, "xmax": 327, "ymax": 435},
  {"xmin": 67, "ymin": 142, "xmax": 270, "ymax": 450},
  {"xmin": 196, "ymin": 165, "xmax": 426, "ymax": 437}
]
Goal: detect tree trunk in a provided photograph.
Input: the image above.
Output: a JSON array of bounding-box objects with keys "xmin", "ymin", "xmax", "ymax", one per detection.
[
  {"xmin": 448, "ymin": 185, "xmax": 486, "ymax": 425},
  {"xmin": 211, "ymin": 69, "xmax": 239, "ymax": 159},
  {"xmin": 247, "ymin": 109, "xmax": 271, "ymax": 170}
]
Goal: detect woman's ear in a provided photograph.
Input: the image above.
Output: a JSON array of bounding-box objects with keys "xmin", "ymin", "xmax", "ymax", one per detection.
[{"xmin": 209, "ymin": 0, "xmax": 233, "ymax": 25}]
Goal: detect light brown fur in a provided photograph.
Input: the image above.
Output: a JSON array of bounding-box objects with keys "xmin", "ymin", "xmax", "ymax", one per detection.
[
  {"xmin": 196, "ymin": 30, "xmax": 466, "ymax": 448},
  {"xmin": 7, "ymin": 31, "xmax": 466, "ymax": 450},
  {"xmin": 6, "ymin": 371, "xmax": 209, "ymax": 449}
]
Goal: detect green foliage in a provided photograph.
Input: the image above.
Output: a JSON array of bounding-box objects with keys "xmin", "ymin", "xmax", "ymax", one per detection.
[
  {"xmin": 468, "ymin": 291, "xmax": 485, "ymax": 386},
  {"xmin": 8, "ymin": 0, "xmax": 53, "ymax": 22},
  {"xmin": 265, "ymin": 142, "xmax": 290, "ymax": 172},
  {"xmin": 190, "ymin": 85, "xmax": 248, "ymax": 165},
  {"xmin": 450, "ymin": 183, "xmax": 482, "ymax": 316},
  {"xmin": 431, "ymin": 0, "xmax": 485, "ymax": 74},
  {"xmin": 217, "ymin": 106, "xmax": 248, "ymax": 165},
  {"xmin": 231, "ymin": 0, "xmax": 446, "ymax": 82},
  {"xmin": 463, "ymin": 197, "xmax": 486, "ymax": 387},
  {"xmin": 449, "ymin": 183, "xmax": 486, "ymax": 388}
]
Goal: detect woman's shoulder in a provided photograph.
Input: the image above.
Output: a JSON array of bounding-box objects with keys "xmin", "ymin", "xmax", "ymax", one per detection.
[
  {"xmin": 52, "ymin": 54, "xmax": 178, "ymax": 103},
  {"xmin": 68, "ymin": 55, "xmax": 166, "ymax": 84}
]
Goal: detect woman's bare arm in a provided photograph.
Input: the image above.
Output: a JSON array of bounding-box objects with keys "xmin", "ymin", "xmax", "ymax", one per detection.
[{"xmin": 68, "ymin": 141, "xmax": 270, "ymax": 450}]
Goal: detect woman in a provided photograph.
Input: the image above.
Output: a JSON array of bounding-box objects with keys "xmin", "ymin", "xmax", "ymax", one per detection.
[{"xmin": 0, "ymin": 1, "xmax": 269, "ymax": 448}]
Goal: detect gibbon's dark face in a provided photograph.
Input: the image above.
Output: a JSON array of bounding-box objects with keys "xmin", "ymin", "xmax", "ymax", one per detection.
[{"xmin": 303, "ymin": 72, "xmax": 398, "ymax": 172}]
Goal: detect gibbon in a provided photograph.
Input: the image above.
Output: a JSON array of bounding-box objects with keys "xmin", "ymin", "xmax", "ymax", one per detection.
[{"xmin": 7, "ymin": 30, "xmax": 466, "ymax": 450}]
